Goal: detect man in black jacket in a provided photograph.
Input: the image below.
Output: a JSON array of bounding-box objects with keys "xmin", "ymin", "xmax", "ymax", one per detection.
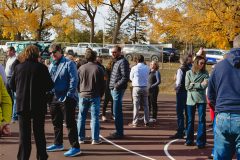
[{"xmin": 108, "ymin": 45, "xmax": 129, "ymax": 139}]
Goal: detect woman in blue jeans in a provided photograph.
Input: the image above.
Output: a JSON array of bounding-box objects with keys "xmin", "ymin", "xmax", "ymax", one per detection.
[{"xmin": 185, "ymin": 56, "xmax": 209, "ymax": 148}]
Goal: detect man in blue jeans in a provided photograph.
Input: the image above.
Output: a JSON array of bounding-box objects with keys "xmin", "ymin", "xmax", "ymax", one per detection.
[
  {"xmin": 108, "ymin": 45, "xmax": 129, "ymax": 139},
  {"xmin": 77, "ymin": 49, "xmax": 105, "ymax": 144},
  {"xmin": 169, "ymin": 55, "xmax": 192, "ymax": 139},
  {"xmin": 208, "ymin": 48, "xmax": 240, "ymax": 160}
]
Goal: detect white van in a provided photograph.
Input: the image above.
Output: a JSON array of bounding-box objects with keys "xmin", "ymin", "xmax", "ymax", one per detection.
[{"xmin": 205, "ymin": 49, "xmax": 229, "ymax": 64}]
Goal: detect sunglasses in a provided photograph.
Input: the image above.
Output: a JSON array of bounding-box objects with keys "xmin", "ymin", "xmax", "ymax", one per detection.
[
  {"xmin": 50, "ymin": 50, "xmax": 58, "ymax": 54},
  {"xmin": 199, "ymin": 62, "xmax": 205, "ymax": 65}
]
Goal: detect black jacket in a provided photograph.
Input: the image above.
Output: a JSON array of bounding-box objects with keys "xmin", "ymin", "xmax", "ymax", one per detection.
[
  {"xmin": 109, "ymin": 55, "xmax": 130, "ymax": 90},
  {"xmin": 11, "ymin": 60, "xmax": 53, "ymax": 117}
]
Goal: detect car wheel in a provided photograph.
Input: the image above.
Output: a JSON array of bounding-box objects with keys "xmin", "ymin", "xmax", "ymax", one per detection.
[
  {"xmin": 151, "ymin": 55, "xmax": 160, "ymax": 62},
  {"xmin": 125, "ymin": 54, "xmax": 133, "ymax": 61}
]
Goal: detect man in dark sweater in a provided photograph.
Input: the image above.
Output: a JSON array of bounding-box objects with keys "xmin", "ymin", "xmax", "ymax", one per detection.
[
  {"xmin": 208, "ymin": 48, "xmax": 240, "ymax": 159},
  {"xmin": 108, "ymin": 45, "xmax": 129, "ymax": 139},
  {"xmin": 169, "ymin": 54, "xmax": 192, "ymax": 139},
  {"xmin": 77, "ymin": 49, "xmax": 105, "ymax": 145}
]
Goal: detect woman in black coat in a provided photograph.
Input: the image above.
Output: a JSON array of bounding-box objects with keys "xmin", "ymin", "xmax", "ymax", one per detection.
[{"xmin": 11, "ymin": 45, "xmax": 54, "ymax": 160}]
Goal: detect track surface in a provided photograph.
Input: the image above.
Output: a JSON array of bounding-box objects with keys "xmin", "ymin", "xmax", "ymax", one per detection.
[{"xmin": 0, "ymin": 91, "xmax": 218, "ymax": 160}]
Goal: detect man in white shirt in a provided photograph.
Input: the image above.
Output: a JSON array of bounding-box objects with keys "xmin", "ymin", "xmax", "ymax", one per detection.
[
  {"xmin": 129, "ymin": 55, "xmax": 150, "ymax": 127},
  {"xmin": 5, "ymin": 46, "xmax": 17, "ymax": 121}
]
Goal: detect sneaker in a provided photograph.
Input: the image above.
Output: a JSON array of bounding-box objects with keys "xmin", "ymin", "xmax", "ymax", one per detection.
[
  {"xmin": 64, "ymin": 148, "xmax": 81, "ymax": 157},
  {"xmin": 79, "ymin": 140, "xmax": 86, "ymax": 144},
  {"xmin": 107, "ymin": 132, "xmax": 124, "ymax": 139},
  {"xmin": 144, "ymin": 123, "xmax": 150, "ymax": 127},
  {"xmin": 102, "ymin": 116, "xmax": 107, "ymax": 122},
  {"xmin": 149, "ymin": 118, "xmax": 156, "ymax": 123},
  {"xmin": 128, "ymin": 123, "xmax": 138, "ymax": 127},
  {"xmin": 92, "ymin": 139, "xmax": 102, "ymax": 145},
  {"xmin": 46, "ymin": 144, "xmax": 64, "ymax": 152},
  {"xmin": 138, "ymin": 116, "xmax": 144, "ymax": 121}
]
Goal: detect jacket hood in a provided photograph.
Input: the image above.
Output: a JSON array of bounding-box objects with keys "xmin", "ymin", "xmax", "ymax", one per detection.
[{"xmin": 227, "ymin": 48, "xmax": 240, "ymax": 68}]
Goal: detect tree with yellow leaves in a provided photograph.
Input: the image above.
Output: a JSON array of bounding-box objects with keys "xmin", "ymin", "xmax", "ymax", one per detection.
[
  {"xmin": 151, "ymin": 0, "xmax": 240, "ymax": 49},
  {"xmin": 0, "ymin": 0, "xmax": 74, "ymax": 41}
]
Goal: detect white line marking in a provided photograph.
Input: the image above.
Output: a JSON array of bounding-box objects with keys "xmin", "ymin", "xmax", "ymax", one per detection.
[
  {"xmin": 164, "ymin": 128, "xmax": 213, "ymax": 160},
  {"xmin": 100, "ymin": 135, "xmax": 157, "ymax": 160}
]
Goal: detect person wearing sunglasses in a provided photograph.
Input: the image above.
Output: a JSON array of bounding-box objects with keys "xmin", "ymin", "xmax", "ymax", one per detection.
[
  {"xmin": 46, "ymin": 44, "xmax": 81, "ymax": 157},
  {"xmin": 185, "ymin": 56, "xmax": 209, "ymax": 149}
]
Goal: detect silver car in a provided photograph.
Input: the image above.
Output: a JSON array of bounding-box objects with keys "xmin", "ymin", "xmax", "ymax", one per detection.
[{"xmin": 122, "ymin": 45, "xmax": 167, "ymax": 62}]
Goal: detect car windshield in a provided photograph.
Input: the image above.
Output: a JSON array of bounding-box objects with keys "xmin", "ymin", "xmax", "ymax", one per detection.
[{"xmin": 147, "ymin": 46, "xmax": 160, "ymax": 52}]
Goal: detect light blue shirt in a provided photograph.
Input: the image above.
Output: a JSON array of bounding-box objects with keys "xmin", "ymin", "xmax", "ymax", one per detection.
[{"xmin": 130, "ymin": 63, "xmax": 149, "ymax": 87}]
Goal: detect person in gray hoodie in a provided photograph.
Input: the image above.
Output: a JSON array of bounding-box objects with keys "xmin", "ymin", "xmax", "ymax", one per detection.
[{"xmin": 208, "ymin": 48, "xmax": 240, "ymax": 160}]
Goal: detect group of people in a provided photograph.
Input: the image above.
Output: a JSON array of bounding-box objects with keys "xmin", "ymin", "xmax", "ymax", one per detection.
[
  {"xmin": 0, "ymin": 44, "xmax": 161, "ymax": 160},
  {"xmin": 170, "ymin": 45, "xmax": 240, "ymax": 160},
  {"xmin": 0, "ymin": 41, "xmax": 240, "ymax": 160}
]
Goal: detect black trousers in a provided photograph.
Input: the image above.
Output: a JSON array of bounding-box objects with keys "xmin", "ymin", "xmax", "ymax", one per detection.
[
  {"xmin": 6, "ymin": 78, "xmax": 14, "ymax": 103},
  {"xmin": 102, "ymin": 89, "xmax": 113, "ymax": 116},
  {"xmin": 148, "ymin": 87, "xmax": 159, "ymax": 119},
  {"xmin": 17, "ymin": 114, "xmax": 48, "ymax": 160},
  {"xmin": 49, "ymin": 98, "xmax": 80, "ymax": 148}
]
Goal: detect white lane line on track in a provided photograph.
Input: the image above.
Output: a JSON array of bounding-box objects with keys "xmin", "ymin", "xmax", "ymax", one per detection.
[
  {"xmin": 100, "ymin": 135, "xmax": 157, "ymax": 160},
  {"xmin": 164, "ymin": 128, "xmax": 213, "ymax": 160}
]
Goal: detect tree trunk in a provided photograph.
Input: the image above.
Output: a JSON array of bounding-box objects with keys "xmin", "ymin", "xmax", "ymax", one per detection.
[
  {"xmin": 112, "ymin": 15, "xmax": 121, "ymax": 44},
  {"xmin": 15, "ymin": 32, "xmax": 22, "ymax": 40},
  {"xmin": 36, "ymin": 9, "xmax": 45, "ymax": 41},
  {"xmin": 90, "ymin": 18, "xmax": 95, "ymax": 43}
]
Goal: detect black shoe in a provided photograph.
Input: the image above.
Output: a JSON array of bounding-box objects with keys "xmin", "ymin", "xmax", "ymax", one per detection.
[
  {"xmin": 144, "ymin": 123, "xmax": 150, "ymax": 127},
  {"xmin": 185, "ymin": 142, "xmax": 195, "ymax": 146},
  {"xmin": 107, "ymin": 132, "xmax": 124, "ymax": 140},
  {"xmin": 197, "ymin": 145, "xmax": 205, "ymax": 149},
  {"xmin": 207, "ymin": 154, "xmax": 213, "ymax": 159},
  {"xmin": 169, "ymin": 133, "xmax": 184, "ymax": 139}
]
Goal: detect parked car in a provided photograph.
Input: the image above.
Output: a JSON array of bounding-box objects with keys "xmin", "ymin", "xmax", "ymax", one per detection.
[
  {"xmin": 65, "ymin": 43, "xmax": 110, "ymax": 57},
  {"xmin": 4, "ymin": 41, "xmax": 51, "ymax": 59},
  {"xmin": 154, "ymin": 46, "xmax": 180, "ymax": 62},
  {"xmin": 204, "ymin": 49, "xmax": 229, "ymax": 64},
  {"xmin": 122, "ymin": 45, "xmax": 169, "ymax": 62}
]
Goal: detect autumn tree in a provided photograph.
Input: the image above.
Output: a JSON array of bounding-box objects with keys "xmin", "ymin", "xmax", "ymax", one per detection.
[
  {"xmin": 151, "ymin": 0, "xmax": 240, "ymax": 49},
  {"xmin": 0, "ymin": 0, "xmax": 75, "ymax": 41},
  {"xmin": 67, "ymin": 0, "xmax": 103, "ymax": 43},
  {"xmin": 103, "ymin": 0, "xmax": 146, "ymax": 44}
]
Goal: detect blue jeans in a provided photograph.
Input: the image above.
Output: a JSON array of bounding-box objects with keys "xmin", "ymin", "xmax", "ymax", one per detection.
[
  {"xmin": 12, "ymin": 92, "xmax": 18, "ymax": 120},
  {"xmin": 214, "ymin": 113, "xmax": 240, "ymax": 160},
  {"xmin": 111, "ymin": 89, "xmax": 125, "ymax": 136},
  {"xmin": 186, "ymin": 103, "xmax": 206, "ymax": 147},
  {"xmin": 176, "ymin": 91, "xmax": 187, "ymax": 135},
  {"xmin": 77, "ymin": 97, "xmax": 100, "ymax": 141}
]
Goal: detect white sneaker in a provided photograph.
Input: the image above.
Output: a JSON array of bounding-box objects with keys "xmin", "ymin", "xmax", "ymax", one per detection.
[
  {"xmin": 102, "ymin": 116, "xmax": 107, "ymax": 121},
  {"xmin": 79, "ymin": 140, "xmax": 86, "ymax": 144},
  {"xmin": 92, "ymin": 139, "xmax": 102, "ymax": 145},
  {"xmin": 149, "ymin": 118, "xmax": 156, "ymax": 123}
]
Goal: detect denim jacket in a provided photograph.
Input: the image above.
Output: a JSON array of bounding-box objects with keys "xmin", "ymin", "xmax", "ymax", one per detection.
[{"xmin": 49, "ymin": 56, "xmax": 79, "ymax": 102}]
